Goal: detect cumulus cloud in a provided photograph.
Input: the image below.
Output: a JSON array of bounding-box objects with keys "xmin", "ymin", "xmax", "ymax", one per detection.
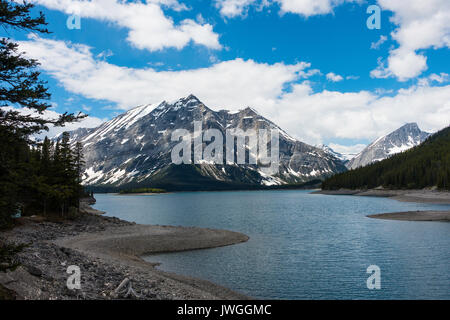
[
  {"xmin": 18, "ymin": 36, "xmax": 450, "ymax": 145},
  {"xmin": 216, "ymin": 0, "xmax": 360, "ymax": 18},
  {"xmin": 215, "ymin": 0, "xmax": 449, "ymax": 83},
  {"xmin": 372, "ymin": 0, "xmax": 450, "ymax": 81},
  {"xmin": 418, "ymin": 72, "xmax": 449, "ymax": 86},
  {"xmin": 215, "ymin": 0, "xmax": 258, "ymax": 17},
  {"xmin": 386, "ymin": 48, "xmax": 428, "ymax": 81},
  {"xmin": 18, "ymin": 36, "xmax": 308, "ymax": 109},
  {"xmin": 370, "ymin": 57, "xmax": 391, "ymax": 79},
  {"xmin": 429, "ymin": 73, "xmax": 449, "ymax": 83},
  {"xmin": 370, "ymin": 35, "xmax": 387, "ymax": 50},
  {"xmin": 328, "ymin": 143, "xmax": 366, "ymax": 157},
  {"xmin": 96, "ymin": 49, "xmax": 113, "ymax": 60},
  {"xmin": 271, "ymin": 83, "xmax": 450, "ymax": 144},
  {"xmin": 275, "ymin": 0, "xmax": 359, "ymax": 17},
  {"xmin": 33, "ymin": 0, "xmax": 221, "ymax": 51},
  {"xmin": 2, "ymin": 106, "xmax": 105, "ymax": 139},
  {"xmin": 326, "ymin": 72, "xmax": 344, "ymax": 82}
]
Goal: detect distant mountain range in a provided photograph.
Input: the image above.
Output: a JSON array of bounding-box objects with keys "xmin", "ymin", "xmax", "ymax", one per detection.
[
  {"xmin": 346, "ymin": 123, "xmax": 431, "ymax": 170},
  {"xmin": 322, "ymin": 125, "xmax": 450, "ymax": 190},
  {"xmin": 70, "ymin": 95, "xmax": 346, "ymax": 191},
  {"xmin": 316, "ymin": 144, "xmax": 356, "ymax": 165},
  {"xmin": 67, "ymin": 94, "xmax": 436, "ymax": 191}
]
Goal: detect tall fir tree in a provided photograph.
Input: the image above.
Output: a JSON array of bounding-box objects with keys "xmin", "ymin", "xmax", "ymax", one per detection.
[{"xmin": 0, "ymin": 1, "xmax": 86, "ymax": 227}]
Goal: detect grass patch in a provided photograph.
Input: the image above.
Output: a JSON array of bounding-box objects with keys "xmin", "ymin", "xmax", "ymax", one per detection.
[{"xmin": 119, "ymin": 188, "xmax": 167, "ymax": 194}]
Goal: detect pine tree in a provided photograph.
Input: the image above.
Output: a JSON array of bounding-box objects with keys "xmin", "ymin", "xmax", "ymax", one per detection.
[
  {"xmin": 0, "ymin": 0, "xmax": 81, "ymax": 226},
  {"xmin": 74, "ymin": 142, "xmax": 84, "ymax": 184}
]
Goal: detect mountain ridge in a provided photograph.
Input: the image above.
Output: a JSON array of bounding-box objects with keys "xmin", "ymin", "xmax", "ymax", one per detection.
[
  {"xmin": 69, "ymin": 95, "xmax": 347, "ymax": 190},
  {"xmin": 346, "ymin": 122, "xmax": 431, "ymax": 169},
  {"xmin": 322, "ymin": 125, "xmax": 450, "ymax": 190}
]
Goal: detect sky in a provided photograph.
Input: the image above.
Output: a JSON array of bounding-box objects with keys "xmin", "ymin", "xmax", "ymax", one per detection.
[{"xmin": 7, "ymin": 0, "xmax": 450, "ymax": 154}]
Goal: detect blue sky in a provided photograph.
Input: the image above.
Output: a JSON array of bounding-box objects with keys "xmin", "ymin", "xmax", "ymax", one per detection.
[{"xmin": 9, "ymin": 0, "xmax": 450, "ymax": 153}]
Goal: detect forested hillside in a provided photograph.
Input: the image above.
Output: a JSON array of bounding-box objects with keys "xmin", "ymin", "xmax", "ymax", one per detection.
[
  {"xmin": 0, "ymin": 132, "xmax": 85, "ymax": 227},
  {"xmin": 322, "ymin": 126, "xmax": 450, "ymax": 190},
  {"xmin": 0, "ymin": 1, "xmax": 85, "ymax": 229}
]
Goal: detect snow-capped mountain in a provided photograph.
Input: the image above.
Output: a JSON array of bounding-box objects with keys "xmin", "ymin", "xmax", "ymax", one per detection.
[
  {"xmin": 70, "ymin": 95, "xmax": 347, "ymax": 190},
  {"xmin": 346, "ymin": 123, "xmax": 431, "ymax": 170},
  {"xmin": 316, "ymin": 144, "xmax": 355, "ymax": 162}
]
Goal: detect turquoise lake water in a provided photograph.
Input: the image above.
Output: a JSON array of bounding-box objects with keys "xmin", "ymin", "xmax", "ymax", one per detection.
[{"xmin": 94, "ymin": 191, "xmax": 450, "ymax": 299}]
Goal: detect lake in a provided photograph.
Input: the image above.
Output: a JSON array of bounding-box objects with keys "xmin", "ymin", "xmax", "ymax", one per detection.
[{"xmin": 94, "ymin": 190, "xmax": 450, "ymax": 299}]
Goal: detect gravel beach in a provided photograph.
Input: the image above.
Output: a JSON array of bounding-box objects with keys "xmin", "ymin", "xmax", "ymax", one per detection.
[
  {"xmin": 313, "ymin": 189, "xmax": 450, "ymax": 204},
  {"xmin": 367, "ymin": 211, "xmax": 450, "ymax": 221},
  {"xmin": 313, "ymin": 189, "xmax": 450, "ymax": 221},
  {"xmin": 0, "ymin": 205, "xmax": 249, "ymax": 300}
]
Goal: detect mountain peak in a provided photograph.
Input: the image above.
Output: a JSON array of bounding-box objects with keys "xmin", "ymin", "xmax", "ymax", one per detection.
[
  {"xmin": 71, "ymin": 95, "xmax": 347, "ymax": 188},
  {"xmin": 168, "ymin": 94, "xmax": 203, "ymax": 108},
  {"xmin": 399, "ymin": 122, "xmax": 420, "ymax": 131},
  {"xmin": 243, "ymin": 106, "xmax": 258, "ymax": 114},
  {"xmin": 176, "ymin": 94, "xmax": 201, "ymax": 104},
  {"xmin": 186, "ymin": 93, "xmax": 199, "ymax": 101},
  {"xmin": 347, "ymin": 122, "xmax": 431, "ymax": 169}
]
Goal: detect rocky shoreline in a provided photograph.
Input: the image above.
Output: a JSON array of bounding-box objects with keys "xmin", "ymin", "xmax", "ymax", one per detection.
[
  {"xmin": 0, "ymin": 204, "xmax": 249, "ymax": 300},
  {"xmin": 367, "ymin": 211, "xmax": 450, "ymax": 222}
]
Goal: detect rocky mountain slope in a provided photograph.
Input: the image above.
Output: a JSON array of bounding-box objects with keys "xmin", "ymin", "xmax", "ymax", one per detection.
[
  {"xmin": 316, "ymin": 144, "xmax": 357, "ymax": 166},
  {"xmin": 70, "ymin": 95, "xmax": 347, "ymax": 190},
  {"xmin": 323, "ymin": 125, "xmax": 450, "ymax": 190},
  {"xmin": 346, "ymin": 123, "xmax": 430, "ymax": 170}
]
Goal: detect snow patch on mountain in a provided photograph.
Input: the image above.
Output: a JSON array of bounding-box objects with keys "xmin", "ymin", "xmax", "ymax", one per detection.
[
  {"xmin": 346, "ymin": 123, "xmax": 430, "ymax": 169},
  {"xmin": 71, "ymin": 94, "xmax": 347, "ymax": 188}
]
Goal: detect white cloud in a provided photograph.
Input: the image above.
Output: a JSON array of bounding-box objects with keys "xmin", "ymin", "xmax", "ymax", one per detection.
[
  {"xmin": 328, "ymin": 143, "xmax": 366, "ymax": 157},
  {"xmin": 418, "ymin": 72, "xmax": 449, "ymax": 87},
  {"xmin": 96, "ymin": 49, "xmax": 113, "ymax": 60},
  {"xmin": 18, "ymin": 36, "xmax": 308, "ymax": 110},
  {"xmin": 215, "ymin": 0, "xmax": 257, "ymax": 17},
  {"xmin": 429, "ymin": 72, "xmax": 449, "ymax": 84},
  {"xmin": 276, "ymin": 0, "xmax": 347, "ymax": 16},
  {"xmin": 34, "ymin": 0, "xmax": 221, "ymax": 51},
  {"xmin": 82, "ymin": 105, "xmax": 92, "ymax": 112},
  {"xmin": 370, "ymin": 35, "xmax": 387, "ymax": 50},
  {"xmin": 215, "ymin": 0, "xmax": 449, "ymax": 83},
  {"xmin": 299, "ymin": 68, "xmax": 321, "ymax": 78},
  {"xmin": 216, "ymin": 0, "xmax": 361, "ymax": 18},
  {"xmin": 326, "ymin": 72, "xmax": 343, "ymax": 82},
  {"xmin": 18, "ymin": 36, "xmax": 450, "ymax": 145},
  {"xmin": 374, "ymin": 88, "xmax": 393, "ymax": 95},
  {"xmin": 271, "ymin": 83, "xmax": 450, "ymax": 144},
  {"xmin": 386, "ymin": 48, "xmax": 428, "ymax": 81},
  {"xmin": 45, "ymin": 114, "xmax": 105, "ymax": 139},
  {"xmin": 372, "ymin": 0, "xmax": 450, "ymax": 81},
  {"xmin": 3, "ymin": 106, "xmax": 105, "ymax": 139},
  {"xmin": 149, "ymin": 0, "xmax": 189, "ymax": 12},
  {"xmin": 370, "ymin": 57, "xmax": 391, "ymax": 79}
]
